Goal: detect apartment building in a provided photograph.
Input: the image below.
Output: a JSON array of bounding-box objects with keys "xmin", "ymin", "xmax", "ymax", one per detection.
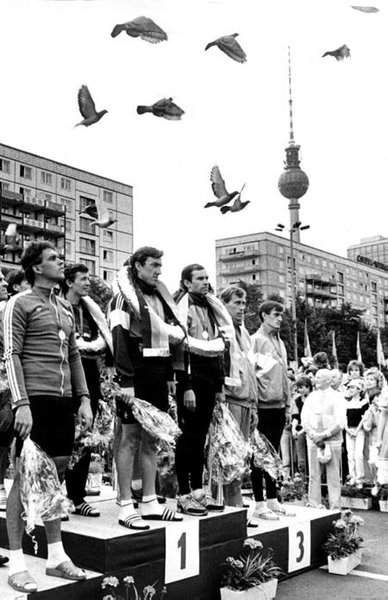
[{"xmin": 0, "ymin": 143, "xmax": 133, "ymax": 283}]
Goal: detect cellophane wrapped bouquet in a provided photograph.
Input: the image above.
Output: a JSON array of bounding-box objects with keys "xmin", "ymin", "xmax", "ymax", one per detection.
[
  {"xmin": 207, "ymin": 402, "xmax": 251, "ymax": 484},
  {"xmin": 157, "ymin": 395, "xmax": 179, "ymax": 486},
  {"xmin": 250, "ymin": 429, "xmax": 283, "ymax": 481},
  {"xmin": 19, "ymin": 437, "xmax": 73, "ymax": 552},
  {"xmin": 130, "ymin": 396, "xmax": 181, "ymax": 449},
  {"xmin": 68, "ymin": 398, "xmax": 115, "ymax": 470}
]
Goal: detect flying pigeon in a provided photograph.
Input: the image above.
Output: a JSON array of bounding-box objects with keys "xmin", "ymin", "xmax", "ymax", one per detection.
[
  {"xmin": 136, "ymin": 98, "xmax": 184, "ymax": 120},
  {"xmin": 79, "ymin": 204, "xmax": 98, "ymax": 219},
  {"xmin": 322, "ymin": 44, "xmax": 351, "ymax": 61},
  {"xmin": 220, "ymin": 196, "xmax": 250, "ymax": 214},
  {"xmin": 205, "ymin": 33, "xmax": 247, "ymax": 63},
  {"xmin": 351, "ymin": 5, "xmax": 379, "ymax": 12},
  {"xmin": 90, "ymin": 198, "xmax": 117, "ymax": 229},
  {"xmin": 75, "ymin": 85, "xmax": 108, "ymax": 127},
  {"xmin": 205, "ymin": 166, "xmax": 244, "ymax": 208},
  {"xmin": 111, "ymin": 16, "xmax": 167, "ymax": 43},
  {"xmin": 0, "ymin": 223, "xmax": 21, "ymax": 254}
]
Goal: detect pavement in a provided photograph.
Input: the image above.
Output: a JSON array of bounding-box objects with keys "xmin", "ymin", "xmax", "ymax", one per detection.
[{"xmin": 276, "ymin": 508, "xmax": 388, "ymax": 600}]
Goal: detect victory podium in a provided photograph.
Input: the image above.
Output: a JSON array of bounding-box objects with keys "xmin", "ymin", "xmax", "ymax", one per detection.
[{"xmin": 0, "ymin": 487, "xmax": 339, "ymax": 599}]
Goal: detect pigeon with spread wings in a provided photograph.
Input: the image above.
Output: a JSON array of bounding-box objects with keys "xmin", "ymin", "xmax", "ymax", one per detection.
[
  {"xmin": 205, "ymin": 33, "xmax": 247, "ymax": 63},
  {"xmin": 137, "ymin": 98, "xmax": 184, "ymax": 120},
  {"xmin": 220, "ymin": 195, "xmax": 250, "ymax": 214},
  {"xmin": 75, "ymin": 85, "xmax": 108, "ymax": 127},
  {"xmin": 88, "ymin": 198, "xmax": 116, "ymax": 229},
  {"xmin": 322, "ymin": 44, "xmax": 351, "ymax": 61},
  {"xmin": 205, "ymin": 166, "xmax": 244, "ymax": 208},
  {"xmin": 351, "ymin": 6, "xmax": 379, "ymax": 13},
  {"xmin": 111, "ymin": 16, "xmax": 167, "ymax": 43}
]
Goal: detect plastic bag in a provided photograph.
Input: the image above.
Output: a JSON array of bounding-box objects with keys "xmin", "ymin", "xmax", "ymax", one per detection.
[
  {"xmin": 19, "ymin": 437, "xmax": 72, "ymax": 553},
  {"xmin": 250, "ymin": 429, "xmax": 283, "ymax": 481},
  {"xmin": 207, "ymin": 402, "xmax": 250, "ymax": 484},
  {"xmin": 130, "ymin": 397, "xmax": 181, "ymax": 447}
]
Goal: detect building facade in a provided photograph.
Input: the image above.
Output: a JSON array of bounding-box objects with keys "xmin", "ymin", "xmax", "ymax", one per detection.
[
  {"xmin": 216, "ymin": 232, "xmax": 388, "ymax": 327},
  {"xmin": 0, "ymin": 143, "xmax": 133, "ymax": 282},
  {"xmin": 348, "ymin": 236, "xmax": 388, "ymax": 271}
]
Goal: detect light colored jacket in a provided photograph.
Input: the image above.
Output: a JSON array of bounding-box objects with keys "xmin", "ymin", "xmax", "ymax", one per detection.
[
  {"xmin": 225, "ymin": 324, "xmax": 258, "ymax": 406},
  {"xmin": 251, "ymin": 324, "xmax": 290, "ymax": 411}
]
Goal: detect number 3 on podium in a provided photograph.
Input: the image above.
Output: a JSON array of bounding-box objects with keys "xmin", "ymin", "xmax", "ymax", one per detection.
[
  {"xmin": 288, "ymin": 522, "xmax": 311, "ymax": 572},
  {"xmin": 165, "ymin": 521, "xmax": 200, "ymax": 583}
]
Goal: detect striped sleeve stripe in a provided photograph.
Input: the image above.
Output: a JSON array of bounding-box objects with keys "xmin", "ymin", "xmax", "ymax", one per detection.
[
  {"xmin": 3, "ymin": 292, "xmax": 30, "ymax": 403},
  {"xmin": 109, "ymin": 307, "xmax": 130, "ymax": 331}
]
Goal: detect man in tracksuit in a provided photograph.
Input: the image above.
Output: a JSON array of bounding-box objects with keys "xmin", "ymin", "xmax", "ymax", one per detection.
[{"xmin": 3, "ymin": 241, "xmax": 92, "ymax": 594}]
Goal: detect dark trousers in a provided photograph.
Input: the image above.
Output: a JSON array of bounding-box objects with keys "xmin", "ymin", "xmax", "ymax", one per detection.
[
  {"xmin": 175, "ymin": 376, "xmax": 217, "ymax": 495},
  {"xmin": 251, "ymin": 407, "xmax": 286, "ymax": 501},
  {"xmin": 65, "ymin": 395, "xmax": 99, "ymax": 506}
]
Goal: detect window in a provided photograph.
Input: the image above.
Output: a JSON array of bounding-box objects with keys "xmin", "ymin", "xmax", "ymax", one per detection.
[
  {"xmin": 65, "ymin": 241, "xmax": 73, "ymax": 256},
  {"xmin": 20, "ymin": 165, "xmax": 32, "ymax": 179},
  {"xmin": 337, "ymin": 271, "xmax": 344, "ymax": 283},
  {"xmin": 41, "ymin": 171, "xmax": 52, "ymax": 185},
  {"xmin": 0, "ymin": 159, "xmax": 10, "ymax": 173},
  {"xmin": 103, "ymin": 249, "xmax": 113, "ymax": 263},
  {"xmin": 80, "ymin": 196, "xmax": 96, "ymax": 212},
  {"xmin": 44, "ymin": 193, "xmax": 53, "ymax": 202},
  {"xmin": 0, "ymin": 181, "xmax": 10, "ymax": 190},
  {"xmin": 61, "ymin": 198, "xmax": 73, "ymax": 215},
  {"xmin": 80, "ymin": 258, "xmax": 95, "ymax": 274},
  {"xmin": 103, "ymin": 229, "xmax": 113, "ymax": 243},
  {"xmin": 103, "ymin": 270, "xmax": 114, "ymax": 282},
  {"xmin": 60, "ymin": 177, "xmax": 71, "ymax": 191},
  {"xmin": 19, "ymin": 186, "xmax": 32, "ymax": 198},
  {"xmin": 252, "ymin": 259, "xmax": 255, "ymax": 265},
  {"xmin": 80, "ymin": 217, "xmax": 95, "ymax": 234},
  {"xmin": 79, "ymin": 237, "xmax": 96, "ymax": 255},
  {"xmin": 65, "ymin": 220, "xmax": 73, "ymax": 233},
  {"xmin": 252, "ymin": 274, "xmax": 256, "ymax": 281},
  {"xmin": 372, "ymin": 281, "xmax": 377, "ymax": 292},
  {"xmin": 103, "ymin": 190, "xmax": 113, "ymax": 204}
]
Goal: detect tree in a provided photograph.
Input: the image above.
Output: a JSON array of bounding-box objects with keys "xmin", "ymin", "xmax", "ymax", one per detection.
[
  {"xmin": 89, "ymin": 275, "xmax": 113, "ymax": 312},
  {"xmin": 236, "ymin": 280, "xmax": 263, "ymax": 334}
]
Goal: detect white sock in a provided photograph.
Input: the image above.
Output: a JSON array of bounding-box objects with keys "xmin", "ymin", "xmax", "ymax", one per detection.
[
  {"xmin": 131, "ymin": 479, "xmax": 142, "ymax": 491},
  {"xmin": 254, "ymin": 501, "xmax": 268, "ymax": 514},
  {"xmin": 9, "ymin": 549, "xmax": 26, "ymax": 576},
  {"xmin": 267, "ymin": 498, "xmax": 280, "ymax": 509},
  {"xmin": 141, "ymin": 494, "xmax": 163, "ymax": 516},
  {"xmin": 46, "ymin": 542, "xmax": 69, "ymax": 568},
  {"xmin": 192, "ymin": 488, "xmax": 204, "ymax": 500},
  {"xmin": 118, "ymin": 500, "xmax": 138, "ymax": 521}
]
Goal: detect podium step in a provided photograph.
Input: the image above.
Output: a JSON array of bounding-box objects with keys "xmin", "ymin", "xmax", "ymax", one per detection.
[{"xmin": 0, "ymin": 549, "xmax": 102, "ymax": 600}]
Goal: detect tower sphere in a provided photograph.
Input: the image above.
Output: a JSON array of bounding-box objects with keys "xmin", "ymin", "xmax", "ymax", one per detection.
[{"xmin": 278, "ymin": 168, "xmax": 309, "ymax": 200}]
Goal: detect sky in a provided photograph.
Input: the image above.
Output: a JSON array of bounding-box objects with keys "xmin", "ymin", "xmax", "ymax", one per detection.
[{"xmin": 0, "ymin": 0, "xmax": 387, "ymax": 290}]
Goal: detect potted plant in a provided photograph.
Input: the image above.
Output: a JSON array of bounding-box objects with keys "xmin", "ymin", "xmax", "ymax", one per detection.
[
  {"xmin": 378, "ymin": 487, "xmax": 388, "ymax": 512},
  {"xmin": 341, "ymin": 484, "xmax": 372, "ymax": 510},
  {"xmin": 323, "ymin": 509, "xmax": 364, "ymax": 576},
  {"xmin": 101, "ymin": 575, "xmax": 167, "ymax": 600},
  {"xmin": 220, "ymin": 538, "xmax": 281, "ymax": 599}
]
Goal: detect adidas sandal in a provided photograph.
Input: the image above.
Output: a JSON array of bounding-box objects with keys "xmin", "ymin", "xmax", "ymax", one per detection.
[
  {"xmin": 119, "ymin": 514, "xmax": 150, "ymax": 530},
  {"xmin": 74, "ymin": 502, "xmax": 100, "ymax": 517},
  {"xmin": 143, "ymin": 507, "xmax": 183, "ymax": 522}
]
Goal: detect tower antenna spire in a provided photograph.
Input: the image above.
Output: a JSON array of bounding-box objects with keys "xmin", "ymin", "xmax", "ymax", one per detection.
[{"xmin": 288, "ymin": 45, "xmax": 295, "ymax": 145}]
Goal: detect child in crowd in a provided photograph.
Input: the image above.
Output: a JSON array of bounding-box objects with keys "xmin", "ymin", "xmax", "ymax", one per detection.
[
  {"xmin": 344, "ymin": 378, "xmax": 369, "ymax": 489},
  {"xmin": 291, "ymin": 375, "xmax": 313, "ymax": 479},
  {"xmin": 362, "ymin": 368, "xmax": 387, "ymax": 495}
]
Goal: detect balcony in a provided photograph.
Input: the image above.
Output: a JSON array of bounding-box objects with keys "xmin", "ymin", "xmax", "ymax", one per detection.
[
  {"xmin": 305, "ymin": 287, "xmax": 332, "ymax": 299},
  {"xmin": 220, "ymin": 266, "xmax": 259, "ymax": 276},
  {"xmin": 23, "ymin": 218, "xmax": 45, "ymax": 233},
  {"xmin": 22, "ymin": 196, "xmax": 45, "ymax": 211},
  {"xmin": 305, "ymin": 273, "xmax": 331, "ymax": 285},
  {"xmin": 45, "ymin": 200, "xmax": 66, "ymax": 216},
  {"xmin": 219, "ymin": 249, "xmax": 260, "ymax": 262},
  {"xmin": 0, "ymin": 189, "xmax": 23, "ymax": 207},
  {"xmin": 44, "ymin": 222, "xmax": 65, "ymax": 238}
]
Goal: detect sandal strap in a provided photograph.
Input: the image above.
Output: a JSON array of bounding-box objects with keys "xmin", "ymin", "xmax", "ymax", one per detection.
[{"xmin": 75, "ymin": 502, "xmax": 100, "ymax": 516}]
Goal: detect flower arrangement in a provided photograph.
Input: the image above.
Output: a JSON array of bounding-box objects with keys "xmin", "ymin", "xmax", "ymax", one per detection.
[
  {"xmin": 221, "ymin": 538, "xmax": 282, "ymax": 591},
  {"xmin": 323, "ymin": 509, "xmax": 364, "ymax": 560},
  {"xmin": 101, "ymin": 575, "xmax": 167, "ymax": 600},
  {"xmin": 68, "ymin": 398, "xmax": 114, "ymax": 470},
  {"xmin": 379, "ymin": 487, "xmax": 388, "ymax": 501},
  {"xmin": 341, "ymin": 484, "xmax": 370, "ymax": 498},
  {"xmin": 279, "ymin": 473, "xmax": 306, "ymax": 502}
]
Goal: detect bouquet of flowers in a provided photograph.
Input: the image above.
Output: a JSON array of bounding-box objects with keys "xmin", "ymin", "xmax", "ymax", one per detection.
[
  {"xmin": 221, "ymin": 538, "xmax": 281, "ymax": 591},
  {"xmin": 68, "ymin": 399, "xmax": 114, "ymax": 470},
  {"xmin": 130, "ymin": 397, "xmax": 181, "ymax": 448},
  {"xmin": 323, "ymin": 509, "xmax": 364, "ymax": 560},
  {"xmin": 19, "ymin": 437, "xmax": 72, "ymax": 552},
  {"xmin": 207, "ymin": 402, "xmax": 250, "ymax": 484},
  {"xmin": 250, "ymin": 429, "xmax": 283, "ymax": 481},
  {"xmin": 101, "ymin": 575, "xmax": 167, "ymax": 600}
]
